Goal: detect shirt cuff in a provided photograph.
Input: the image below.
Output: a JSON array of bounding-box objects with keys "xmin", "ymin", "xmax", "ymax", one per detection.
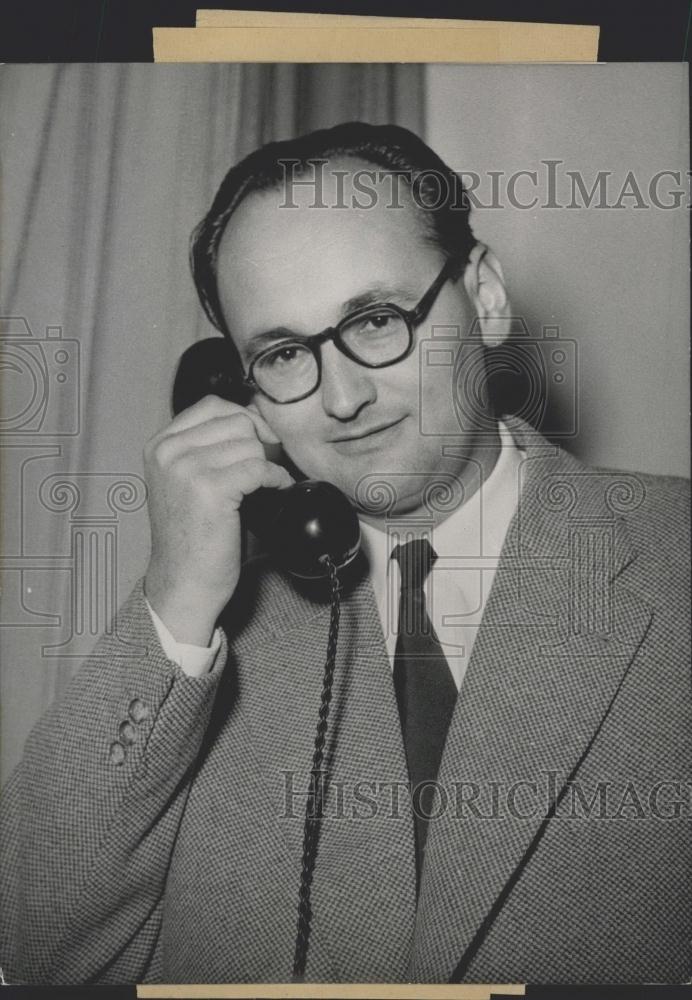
[{"xmin": 145, "ymin": 598, "xmax": 221, "ymax": 678}]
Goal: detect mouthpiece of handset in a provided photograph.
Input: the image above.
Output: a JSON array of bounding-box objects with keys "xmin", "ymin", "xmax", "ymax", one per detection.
[{"xmin": 242, "ymin": 480, "xmax": 361, "ymax": 580}]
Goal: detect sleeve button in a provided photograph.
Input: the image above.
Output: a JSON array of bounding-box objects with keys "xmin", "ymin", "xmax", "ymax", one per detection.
[
  {"xmin": 109, "ymin": 741, "xmax": 126, "ymax": 766},
  {"xmin": 118, "ymin": 720, "xmax": 136, "ymax": 745},
  {"xmin": 128, "ymin": 698, "xmax": 149, "ymax": 723}
]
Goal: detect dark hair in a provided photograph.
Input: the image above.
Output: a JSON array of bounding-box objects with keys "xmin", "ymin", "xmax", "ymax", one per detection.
[{"xmin": 189, "ymin": 120, "xmax": 475, "ymax": 369}]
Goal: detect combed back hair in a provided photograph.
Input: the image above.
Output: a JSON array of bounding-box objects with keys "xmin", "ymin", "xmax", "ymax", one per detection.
[{"xmin": 189, "ymin": 120, "xmax": 476, "ymax": 370}]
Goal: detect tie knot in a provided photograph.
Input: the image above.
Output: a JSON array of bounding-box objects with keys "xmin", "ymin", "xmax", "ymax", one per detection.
[{"xmin": 392, "ymin": 538, "xmax": 437, "ymax": 590}]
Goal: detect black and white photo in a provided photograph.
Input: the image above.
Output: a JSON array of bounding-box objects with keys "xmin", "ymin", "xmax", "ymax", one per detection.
[{"xmin": 0, "ymin": 62, "xmax": 689, "ymax": 986}]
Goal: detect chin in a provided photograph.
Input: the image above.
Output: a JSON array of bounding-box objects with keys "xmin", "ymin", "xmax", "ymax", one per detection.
[{"xmin": 349, "ymin": 467, "xmax": 446, "ymax": 519}]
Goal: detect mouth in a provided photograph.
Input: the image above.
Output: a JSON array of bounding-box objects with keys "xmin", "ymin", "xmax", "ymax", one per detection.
[{"xmin": 330, "ymin": 417, "xmax": 406, "ymax": 454}]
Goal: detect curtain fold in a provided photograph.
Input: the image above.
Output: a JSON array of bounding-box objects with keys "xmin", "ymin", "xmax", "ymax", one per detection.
[{"xmin": 0, "ymin": 63, "xmax": 425, "ymax": 779}]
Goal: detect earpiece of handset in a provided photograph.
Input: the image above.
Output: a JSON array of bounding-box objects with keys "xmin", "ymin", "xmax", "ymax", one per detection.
[
  {"xmin": 241, "ymin": 481, "xmax": 361, "ymax": 580},
  {"xmin": 172, "ymin": 338, "xmax": 250, "ymax": 415}
]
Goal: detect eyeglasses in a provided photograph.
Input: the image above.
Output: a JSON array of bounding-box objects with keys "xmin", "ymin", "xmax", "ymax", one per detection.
[{"xmin": 243, "ymin": 254, "xmax": 465, "ymax": 404}]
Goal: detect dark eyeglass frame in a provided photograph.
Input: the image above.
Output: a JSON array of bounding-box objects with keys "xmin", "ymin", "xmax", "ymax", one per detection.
[{"xmin": 243, "ymin": 253, "xmax": 467, "ymax": 404}]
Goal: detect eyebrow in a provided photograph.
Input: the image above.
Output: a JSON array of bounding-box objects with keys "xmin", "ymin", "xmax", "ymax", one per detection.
[{"xmin": 242, "ymin": 282, "xmax": 421, "ymax": 357}]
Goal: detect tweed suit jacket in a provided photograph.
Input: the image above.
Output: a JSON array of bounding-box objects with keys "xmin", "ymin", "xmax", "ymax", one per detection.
[{"xmin": 1, "ymin": 417, "xmax": 690, "ymax": 985}]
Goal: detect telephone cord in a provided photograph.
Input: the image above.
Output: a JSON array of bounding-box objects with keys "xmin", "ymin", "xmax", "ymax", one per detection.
[{"xmin": 291, "ymin": 556, "xmax": 341, "ymax": 982}]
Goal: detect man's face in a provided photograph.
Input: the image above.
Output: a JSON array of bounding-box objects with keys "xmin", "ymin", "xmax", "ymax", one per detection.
[{"xmin": 216, "ymin": 158, "xmax": 483, "ymax": 514}]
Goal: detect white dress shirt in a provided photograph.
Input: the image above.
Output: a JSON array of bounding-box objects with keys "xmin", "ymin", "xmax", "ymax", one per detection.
[
  {"xmin": 359, "ymin": 421, "xmax": 524, "ymax": 691},
  {"xmin": 147, "ymin": 421, "xmax": 524, "ymax": 688}
]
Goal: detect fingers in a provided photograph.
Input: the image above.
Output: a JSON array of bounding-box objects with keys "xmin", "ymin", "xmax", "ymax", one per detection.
[
  {"xmin": 143, "ymin": 394, "xmax": 294, "ymax": 510},
  {"xmin": 164, "ymin": 413, "xmax": 262, "ymax": 453},
  {"xmin": 210, "ymin": 457, "xmax": 295, "ymax": 501},
  {"xmin": 180, "ymin": 436, "xmax": 265, "ymax": 471},
  {"xmin": 162, "ymin": 395, "xmax": 279, "ymax": 445},
  {"xmin": 145, "ymin": 406, "xmax": 279, "ymax": 473}
]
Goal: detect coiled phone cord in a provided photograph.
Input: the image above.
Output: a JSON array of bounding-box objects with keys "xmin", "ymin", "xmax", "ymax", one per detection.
[{"xmin": 291, "ymin": 555, "xmax": 341, "ymax": 982}]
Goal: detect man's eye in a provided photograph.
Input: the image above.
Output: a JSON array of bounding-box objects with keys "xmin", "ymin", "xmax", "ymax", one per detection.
[
  {"xmin": 361, "ymin": 312, "xmax": 394, "ymax": 334},
  {"xmin": 263, "ymin": 344, "xmax": 303, "ymax": 367}
]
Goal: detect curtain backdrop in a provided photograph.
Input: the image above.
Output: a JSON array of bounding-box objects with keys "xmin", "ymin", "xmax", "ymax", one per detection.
[{"xmin": 0, "ymin": 63, "xmax": 425, "ymax": 780}]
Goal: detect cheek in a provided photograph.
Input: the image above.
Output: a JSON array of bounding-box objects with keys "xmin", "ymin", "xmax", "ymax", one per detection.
[{"xmin": 256, "ymin": 399, "xmax": 321, "ymax": 450}]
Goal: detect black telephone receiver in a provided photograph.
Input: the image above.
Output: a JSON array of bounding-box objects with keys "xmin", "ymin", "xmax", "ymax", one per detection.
[{"xmin": 172, "ymin": 338, "xmax": 361, "ymax": 580}]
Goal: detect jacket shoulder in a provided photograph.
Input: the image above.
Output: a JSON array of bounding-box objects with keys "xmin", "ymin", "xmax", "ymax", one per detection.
[
  {"xmin": 610, "ymin": 468, "xmax": 689, "ymax": 550},
  {"xmin": 596, "ymin": 467, "xmax": 690, "ymax": 593}
]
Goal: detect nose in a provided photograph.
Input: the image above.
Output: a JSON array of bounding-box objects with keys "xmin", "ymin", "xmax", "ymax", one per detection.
[{"xmin": 319, "ymin": 341, "xmax": 377, "ymax": 421}]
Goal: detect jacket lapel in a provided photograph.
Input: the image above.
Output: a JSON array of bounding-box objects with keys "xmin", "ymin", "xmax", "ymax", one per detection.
[
  {"xmin": 227, "ymin": 557, "xmax": 417, "ymax": 981},
  {"xmin": 409, "ymin": 422, "xmax": 654, "ymax": 981}
]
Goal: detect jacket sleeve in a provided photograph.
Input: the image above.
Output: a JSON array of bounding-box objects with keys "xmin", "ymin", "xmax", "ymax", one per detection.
[{"xmin": 0, "ymin": 578, "xmax": 227, "ymax": 985}]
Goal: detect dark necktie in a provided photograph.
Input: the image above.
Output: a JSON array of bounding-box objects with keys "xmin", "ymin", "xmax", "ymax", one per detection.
[{"xmin": 392, "ymin": 539, "xmax": 458, "ymax": 884}]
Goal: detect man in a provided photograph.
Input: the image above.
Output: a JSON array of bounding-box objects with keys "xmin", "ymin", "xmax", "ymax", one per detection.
[{"xmin": 1, "ymin": 122, "xmax": 690, "ymax": 985}]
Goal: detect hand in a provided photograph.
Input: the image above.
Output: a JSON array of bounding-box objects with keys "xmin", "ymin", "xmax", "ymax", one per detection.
[{"xmin": 143, "ymin": 395, "xmax": 293, "ymax": 645}]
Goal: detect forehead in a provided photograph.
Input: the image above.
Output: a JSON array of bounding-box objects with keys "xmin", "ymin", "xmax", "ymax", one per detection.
[{"xmin": 216, "ymin": 157, "xmax": 441, "ymax": 339}]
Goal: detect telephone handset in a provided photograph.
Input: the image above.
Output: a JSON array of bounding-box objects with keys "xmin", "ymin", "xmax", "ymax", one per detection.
[
  {"xmin": 172, "ymin": 337, "xmax": 361, "ymax": 579},
  {"xmin": 173, "ymin": 336, "xmax": 358, "ymax": 980}
]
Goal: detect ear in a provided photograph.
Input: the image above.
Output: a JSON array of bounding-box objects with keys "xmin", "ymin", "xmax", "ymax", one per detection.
[{"xmin": 463, "ymin": 242, "xmax": 511, "ymax": 346}]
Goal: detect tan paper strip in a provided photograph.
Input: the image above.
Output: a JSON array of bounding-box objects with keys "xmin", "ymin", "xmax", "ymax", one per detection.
[
  {"xmin": 153, "ymin": 25, "xmax": 599, "ymax": 63},
  {"xmin": 137, "ymin": 984, "xmax": 526, "ymax": 999},
  {"xmin": 196, "ymin": 9, "xmax": 596, "ymax": 32}
]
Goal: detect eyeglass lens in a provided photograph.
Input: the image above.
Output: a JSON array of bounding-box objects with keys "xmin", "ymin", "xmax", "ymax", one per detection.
[{"xmin": 252, "ymin": 307, "xmax": 410, "ymax": 402}]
